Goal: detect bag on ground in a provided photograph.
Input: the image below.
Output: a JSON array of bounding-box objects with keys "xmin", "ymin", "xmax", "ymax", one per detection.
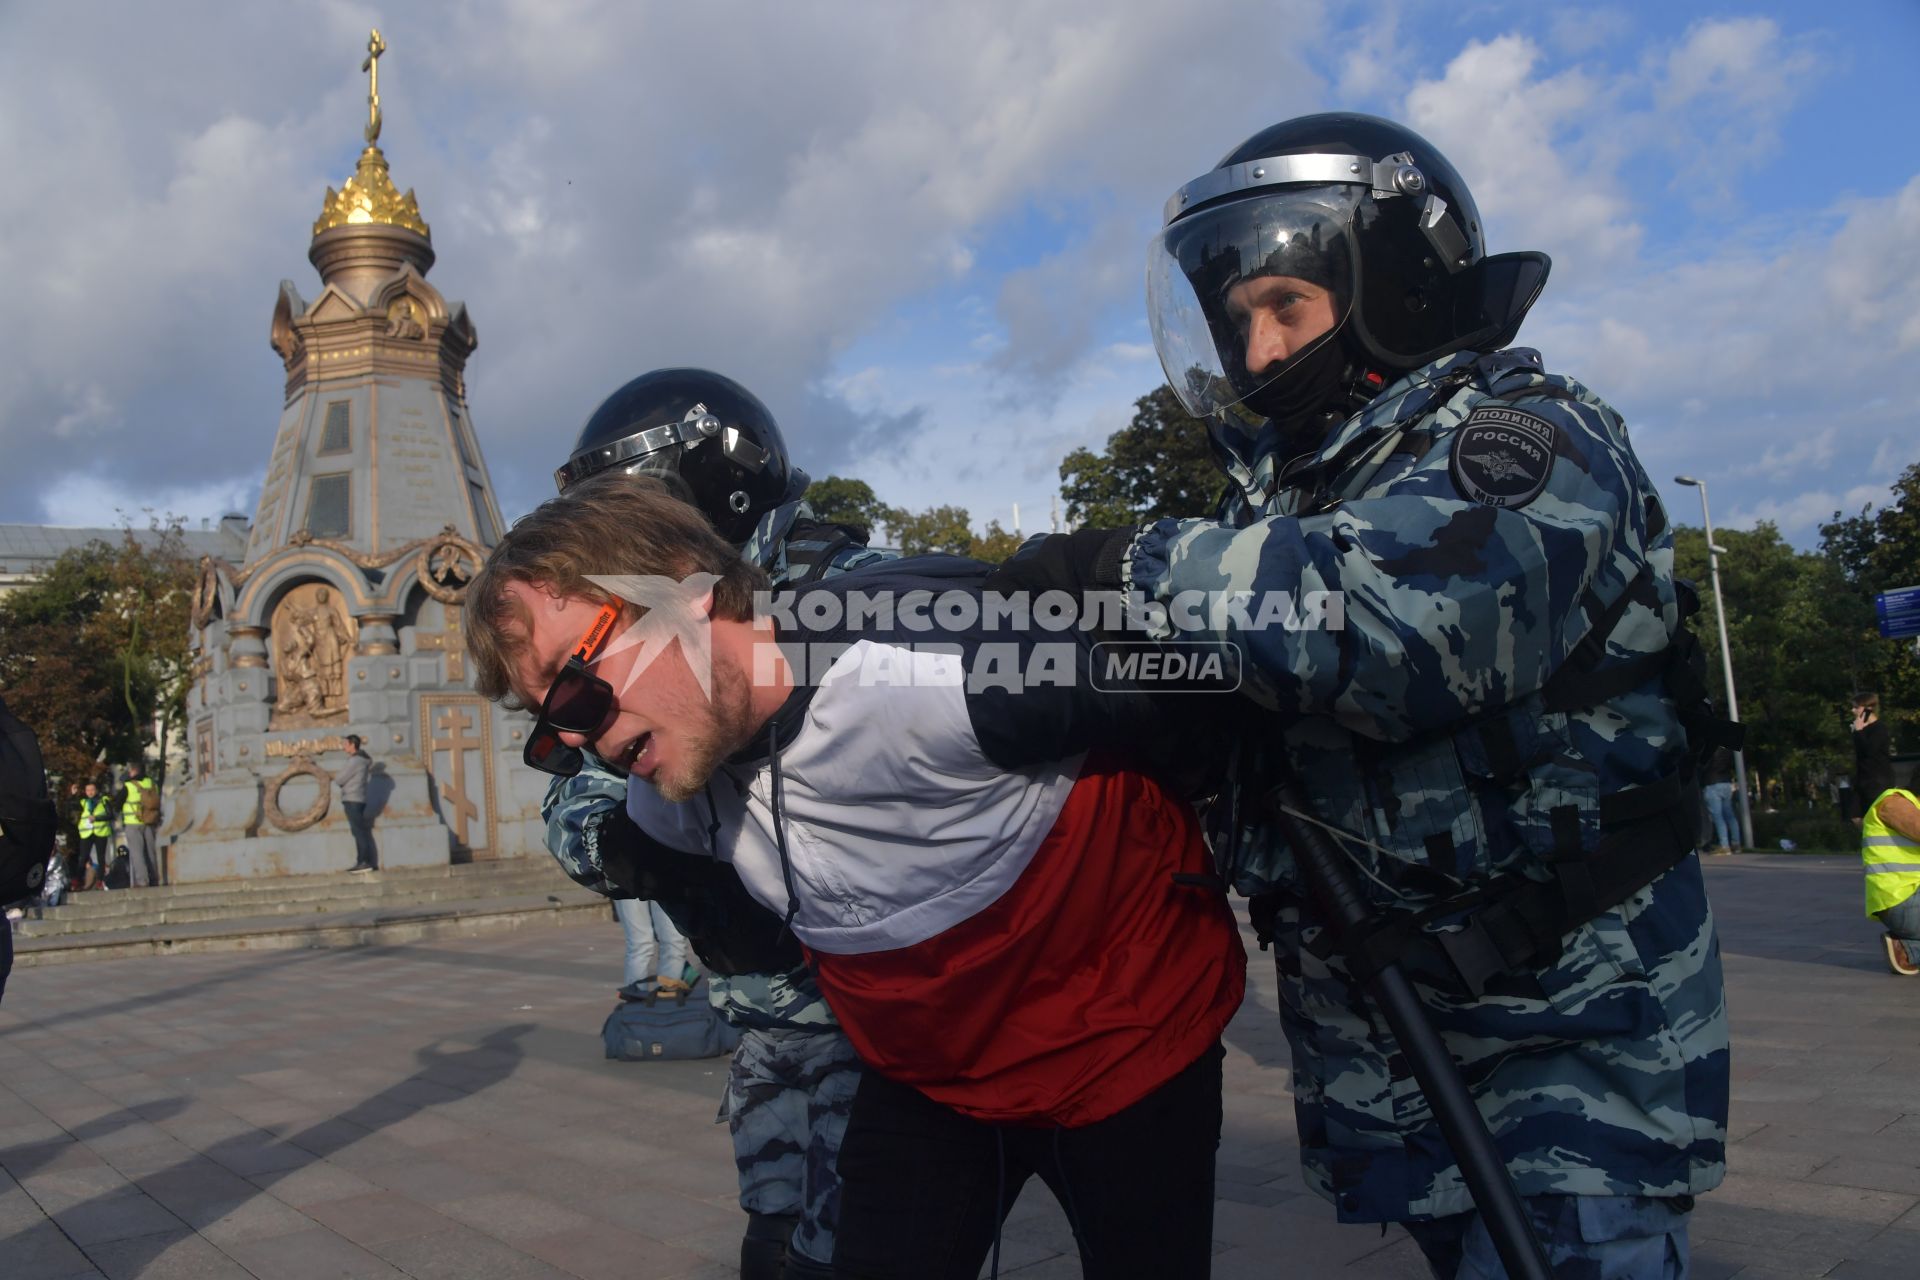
[{"xmin": 601, "ymin": 984, "xmax": 739, "ymax": 1061}]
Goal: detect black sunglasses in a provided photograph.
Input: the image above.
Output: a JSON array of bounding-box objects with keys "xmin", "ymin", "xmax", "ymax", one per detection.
[{"xmin": 523, "ymin": 604, "xmax": 621, "ymax": 778}]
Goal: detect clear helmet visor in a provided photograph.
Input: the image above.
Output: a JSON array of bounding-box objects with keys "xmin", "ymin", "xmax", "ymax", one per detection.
[
  {"xmin": 1147, "ymin": 185, "xmax": 1359, "ymax": 421},
  {"xmin": 555, "ymin": 437, "xmax": 687, "ymax": 494}
]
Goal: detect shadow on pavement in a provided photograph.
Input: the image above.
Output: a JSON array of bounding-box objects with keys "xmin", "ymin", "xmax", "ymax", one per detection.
[
  {"xmin": 0, "ymin": 1023, "xmax": 534, "ymax": 1275},
  {"xmin": 2, "ymin": 948, "xmax": 332, "ymax": 1036}
]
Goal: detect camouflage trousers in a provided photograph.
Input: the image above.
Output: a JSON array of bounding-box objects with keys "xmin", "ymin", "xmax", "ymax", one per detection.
[
  {"xmin": 1402, "ymin": 1194, "xmax": 1692, "ymax": 1279},
  {"xmin": 718, "ymin": 1025, "xmax": 865, "ymax": 1267}
]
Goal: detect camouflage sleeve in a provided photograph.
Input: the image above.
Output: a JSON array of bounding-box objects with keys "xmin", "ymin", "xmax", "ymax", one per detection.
[
  {"xmin": 826, "ymin": 545, "xmax": 892, "ymax": 574},
  {"xmin": 539, "ymin": 757, "xmax": 632, "ymax": 896},
  {"xmin": 1127, "ymin": 394, "xmax": 1654, "ymax": 742}
]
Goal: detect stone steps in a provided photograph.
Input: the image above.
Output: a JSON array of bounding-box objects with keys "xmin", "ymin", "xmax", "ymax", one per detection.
[
  {"xmin": 13, "ymin": 872, "xmax": 572, "ymax": 936},
  {"xmin": 91, "ymin": 858, "xmax": 554, "ymax": 903},
  {"xmin": 28, "ymin": 858, "xmax": 569, "ymax": 926},
  {"xmin": 8, "ymin": 889, "xmax": 611, "ymax": 966},
  {"xmin": 7, "ymin": 857, "xmax": 613, "ymax": 965}
]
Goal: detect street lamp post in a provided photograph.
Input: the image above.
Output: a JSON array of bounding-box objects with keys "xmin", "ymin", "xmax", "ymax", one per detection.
[{"xmin": 1675, "ymin": 475, "xmax": 1754, "ymax": 850}]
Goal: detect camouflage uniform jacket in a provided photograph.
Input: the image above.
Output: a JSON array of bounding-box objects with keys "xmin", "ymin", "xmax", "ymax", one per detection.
[
  {"xmin": 541, "ymin": 500, "xmax": 889, "ymax": 1032},
  {"xmin": 1125, "ymin": 348, "xmax": 1730, "ymax": 1222}
]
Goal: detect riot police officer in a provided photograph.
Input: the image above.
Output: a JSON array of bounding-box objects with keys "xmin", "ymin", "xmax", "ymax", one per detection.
[
  {"xmin": 1004, "ymin": 114, "xmax": 1731, "ymax": 1277},
  {"xmin": 544, "ymin": 368, "xmax": 885, "ymax": 1280}
]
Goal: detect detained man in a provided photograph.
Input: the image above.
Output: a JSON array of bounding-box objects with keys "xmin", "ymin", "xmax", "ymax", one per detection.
[{"xmin": 465, "ymin": 473, "xmax": 1246, "ymax": 1280}]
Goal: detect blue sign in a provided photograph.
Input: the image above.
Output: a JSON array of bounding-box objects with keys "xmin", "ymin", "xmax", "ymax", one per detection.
[{"xmin": 1877, "ymin": 586, "xmax": 1920, "ymax": 639}]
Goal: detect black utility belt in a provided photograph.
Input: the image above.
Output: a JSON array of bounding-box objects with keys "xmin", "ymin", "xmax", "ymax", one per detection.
[{"xmin": 1266, "ymin": 775, "xmax": 1700, "ymax": 998}]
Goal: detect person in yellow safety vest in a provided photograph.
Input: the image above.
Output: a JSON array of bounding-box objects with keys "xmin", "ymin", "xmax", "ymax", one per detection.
[
  {"xmin": 116, "ymin": 762, "xmax": 159, "ymax": 888},
  {"xmin": 76, "ymin": 780, "xmax": 113, "ymax": 890},
  {"xmin": 1861, "ymin": 785, "xmax": 1920, "ymax": 976}
]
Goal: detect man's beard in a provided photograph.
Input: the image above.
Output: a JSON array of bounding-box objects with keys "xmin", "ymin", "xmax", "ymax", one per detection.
[{"xmin": 653, "ymin": 657, "xmax": 756, "ymax": 803}]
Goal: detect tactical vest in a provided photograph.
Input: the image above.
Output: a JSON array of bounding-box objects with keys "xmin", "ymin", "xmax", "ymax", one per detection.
[
  {"xmin": 1863, "ymin": 787, "xmax": 1920, "ymax": 917},
  {"xmin": 78, "ymin": 796, "xmax": 111, "ymax": 839},
  {"xmin": 1227, "ymin": 352, "xmax": 1738, "ymax": 995},
  {"xmin": 120, "ymin": 776, "xmax": 154, "ymax": 826}
]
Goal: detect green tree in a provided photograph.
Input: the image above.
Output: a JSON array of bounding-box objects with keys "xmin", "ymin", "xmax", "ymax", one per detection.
[
  {"xmin": 1059, "ymin": 384, "xmax": 1221, "ymax": 528},
  {"xmin": 804, "ymin": 475, "xmax": 891, "ymax": 531},
  {"xmin": 1820, "ymin": 459, "xmax": 1920, "ymax": 745},
  {"xmin": 886, "ymin": 504, "xmax": 977, "ymax": 557},
  {"xmin": 968, "ymin": 520, "xmax": 1024, "ymax": 565},
  {"xmin": 0, "ymin": 520, "xmax": 197, "ymax": 789},
  {"xmin": 1674, "ymin": 523, "xmax": 1861, "ymax": 804}
]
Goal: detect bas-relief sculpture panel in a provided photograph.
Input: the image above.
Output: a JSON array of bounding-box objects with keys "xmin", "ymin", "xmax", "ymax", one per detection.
[{"xmin": 268, "ymin": 582, "xmax": 360, "ymax": 729}]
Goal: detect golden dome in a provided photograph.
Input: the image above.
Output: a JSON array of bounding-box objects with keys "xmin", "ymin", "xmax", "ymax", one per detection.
[{"xmin": 313, "ymin": 145, "xmax": 431, "ymax": 239}]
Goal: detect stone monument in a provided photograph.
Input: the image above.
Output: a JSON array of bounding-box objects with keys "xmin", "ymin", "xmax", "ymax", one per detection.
[{"xmin": 167, "ymin": 31, "xmax": 544, "ymax": 881}]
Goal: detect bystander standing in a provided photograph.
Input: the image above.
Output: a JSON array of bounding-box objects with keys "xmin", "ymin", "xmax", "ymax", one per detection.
[
  {"xmin": 335, "ymin": 736, "xmax": 379, "ymax": 873},
  {"xmin": 1853, "ymin": 693, "xmax": 1894, "ymax": 823},
  {"xmin": 75, "ymin": 781, "xmax": 112, "ymax": 890},
  {"xmin": 1703, "ymin": 746, "xmax": 1740, "ymax": 854},
  {"xmin": 115, "ymin": 761, "xmax": 160, "ymax": 888}
]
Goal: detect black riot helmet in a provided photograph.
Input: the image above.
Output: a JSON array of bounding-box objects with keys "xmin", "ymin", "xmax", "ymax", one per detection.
[
  {"xmin": 554, "ymin": 368, "xmax": 806, "ymax": 545},
  {"xmin": 1147, "ymin": 112, "xmax": 1550, "ymax": 423}
]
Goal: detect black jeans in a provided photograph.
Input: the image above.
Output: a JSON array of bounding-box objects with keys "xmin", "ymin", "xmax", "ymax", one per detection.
[
  {"xmin": 343, "ymin": 801, "xmax": 378, "ymax": 869},
  {"xmin": 79, "ymin": 835, "xmax": 109, "ymax": 880},
  {"xmin": 831, "ymin": 1040, "xmax": 1225, "ymax": 1280}
]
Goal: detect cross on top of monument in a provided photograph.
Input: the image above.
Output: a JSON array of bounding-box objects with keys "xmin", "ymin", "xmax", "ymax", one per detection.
[
  {"xmin": 313, "ymin": 28, "xmax": 428, "ymax": 239},
  {"xmin": 362, "ymin": 29, "xmax": 387, "ymax": 146}
]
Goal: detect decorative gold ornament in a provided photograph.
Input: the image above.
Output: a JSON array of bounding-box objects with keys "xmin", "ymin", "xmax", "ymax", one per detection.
[
  {"xmin": 417, "ymin": 531, "xmax": 484, "ymax": 604},
  {"xmin": 190, "ymin": 554, "xmax": 229, "ymax": 629},
  {"xmin": 239, "ymin": 525, "xmax": 465, "ymax": 587},
  {"xmin": 312, "ymin": 31, "xmax": 429, "ymax": 238},
  {"xmin": 385, "ymin": 296, "xmax": 428, "ymax": 340},
  {"xmin": 313, "ymin": 145, "xmax": 430, "ymax": 238}
]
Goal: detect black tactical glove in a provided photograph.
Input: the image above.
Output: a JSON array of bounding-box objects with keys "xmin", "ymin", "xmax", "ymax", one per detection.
[
  {"xmin": 592, "ymin": 805, "xmax": 801, "ymax": 976},
  {"xmin": 982, "ymin": 527, "xmax": 1135, "ymax": 598}
]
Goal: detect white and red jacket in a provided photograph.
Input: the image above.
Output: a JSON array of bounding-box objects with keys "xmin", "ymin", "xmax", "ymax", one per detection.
[{"xmin": 628, "ymin": 559, "xmax": 1246, "ymax": 1128}]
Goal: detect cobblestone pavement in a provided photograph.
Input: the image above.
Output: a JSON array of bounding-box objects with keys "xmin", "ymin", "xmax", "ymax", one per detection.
[{"xmin": 2, "ymin": 854, "xmax": 1914, "ymax": 1278}]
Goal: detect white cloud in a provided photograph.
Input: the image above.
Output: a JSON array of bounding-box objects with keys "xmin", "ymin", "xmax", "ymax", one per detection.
[
  {"xmin": 1388, "ymin": 16, "xmax": 1907, "ymax": 543},
  {"xmin": 1334, "ymin": 3, "xmax": 1408, "ymax": 102},
  {"xmin": 0, "ymin": 1, "xmax": 1898, "ymax": 558},
  {"xmin": 1734, "ymin": 426, "xmax": 1838, "ymax": 482},
  {"xmin": 1652, "ymin": 18, "xmax": 1825, "ymax": 205},
  {"xmin": 988, "ymin": 214, "xmax": 1146, "ymax": 398},
  {"xmin": 1722, "ymin": 483, "xmax": 1887, "ymax": 535},
  {"xmin": 38, "ymin": 473, "xmax": 259, "ymax": 530},
  {"xmin": 1404, "ymin": 34, "xmax": 1641, "ymax": 276},
  {"xmin": 1547, "ymin": 7, "xmax": 1632, "ymax": 56},
  {"xmin": 0, "ymin": 0, "xmax": 1329, "ymax": 528}
]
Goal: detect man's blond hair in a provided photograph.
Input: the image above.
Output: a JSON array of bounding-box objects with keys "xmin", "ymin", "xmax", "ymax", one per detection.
[{"xmin": 465, "ymin": 473, "xmax": 768, "ymax": 705}]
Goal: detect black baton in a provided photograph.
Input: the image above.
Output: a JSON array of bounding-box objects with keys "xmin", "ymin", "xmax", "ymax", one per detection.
[{"xmin": 1269, "ymin": 779, "xmax": 1552, "ymax": 1280}]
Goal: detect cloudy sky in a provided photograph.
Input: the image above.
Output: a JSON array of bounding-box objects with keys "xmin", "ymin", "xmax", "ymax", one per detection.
[{"xmin": 2, "ymin": 0, "xmax": 1915, "ymax": 546}]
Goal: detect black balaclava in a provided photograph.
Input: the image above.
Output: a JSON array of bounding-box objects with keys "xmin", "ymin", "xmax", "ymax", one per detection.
[{"xmin": 1242, "ymin": 324, "xmax": 1382, "ymax": 455}]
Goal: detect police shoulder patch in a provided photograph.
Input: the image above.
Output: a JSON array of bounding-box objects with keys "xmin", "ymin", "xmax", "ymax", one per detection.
[{"xmin": 1449, "ymin": 404, "xmax": 1557, "ymax": 509}]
